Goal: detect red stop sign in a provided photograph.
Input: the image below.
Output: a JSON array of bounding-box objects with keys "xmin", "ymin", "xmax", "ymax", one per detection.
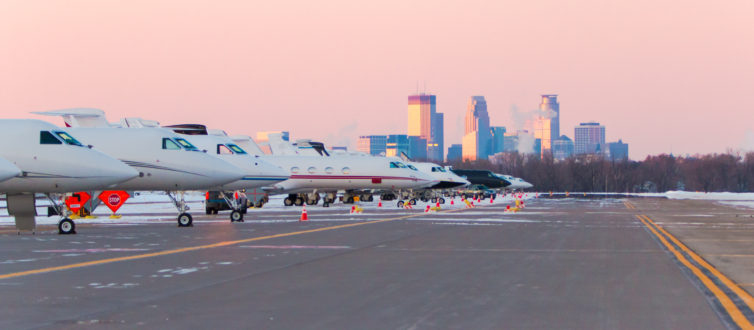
[{"xmin": 98, "ymin": 191, "xmax": 130, "ymax": 213}]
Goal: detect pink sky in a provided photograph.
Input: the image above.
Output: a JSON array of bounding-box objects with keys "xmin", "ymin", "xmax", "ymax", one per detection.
[{"xmin": 1, "ymin": 0, "xmax": 753, "ymax": 159}]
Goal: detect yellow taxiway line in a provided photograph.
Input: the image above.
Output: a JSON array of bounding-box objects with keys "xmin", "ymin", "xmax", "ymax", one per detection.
[
  {"xmin": 1, "ymin": 209, "xmax": 470, "ymax": 281},
  {"xmin": 637, "ymin": 214, "xmax": 754, "ymax": 329}
]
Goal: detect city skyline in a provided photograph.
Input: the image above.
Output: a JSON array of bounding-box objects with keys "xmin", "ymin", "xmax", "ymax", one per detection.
[{"xmin": 1, "ymin": 0, "xmax": 752, "ymax": 159}]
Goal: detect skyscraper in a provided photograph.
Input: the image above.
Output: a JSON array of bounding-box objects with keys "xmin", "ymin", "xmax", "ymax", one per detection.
[
  {"xmin": 552, "ymin": 135, "xmax": 575, "ymax": 160},
  {"xmin": 407, "ymin": 94, "xmax": 444, "ymax": 162},
  {"xmin": 607, "ymin": 140, "xmax": 629, "ymax": 160},
  {"xmin": 574, "ymin": 122, "xmax": 605, "ymax": 155},
  {"xmin": 533, "ymin": 95, "xmax": 560, "ymax": 156},
  {"xmin": 462, "ymin": 96, "xmax": 491, "ymax": 161},
  {"xmin": 490, "ymin": 126, "xmax": 507, "ymax": 154}
]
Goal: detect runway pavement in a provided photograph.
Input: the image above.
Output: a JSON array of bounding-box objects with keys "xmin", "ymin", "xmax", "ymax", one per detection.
[{"xmin": 1, "ymin": 196, "xmax": 751, "ymax": 329}]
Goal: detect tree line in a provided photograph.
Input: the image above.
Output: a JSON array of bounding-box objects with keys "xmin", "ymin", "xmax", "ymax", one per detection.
[{"xmin": 446, "ymin": 152, "xmax": 754, "ymax": 193}]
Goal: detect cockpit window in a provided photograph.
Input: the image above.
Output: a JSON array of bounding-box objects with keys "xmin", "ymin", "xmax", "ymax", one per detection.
[
  {"xmin": 40, "ymin": 131, "xmax": 62, "ymax": 145},
  {"xmin": 227, "ymin": 144, "xmax": 247, "ymax": 155},
  {"xmin": 162, "ymin": 138, "xmax": 181, "ymax": 150},
  {"xmin": 54, "ymin": 131, "xmax": 83, "ymax": 146},
  {"xmin": 218, "ymin": 144, "xmax": 233, "ymax": 155},
  {"xmin": 390, "ymin": 162, "xmax": 407, "ymax": 169},
  {"xmin": 174, "ymin": 138, "xmax": 199, "ymax": 151}
]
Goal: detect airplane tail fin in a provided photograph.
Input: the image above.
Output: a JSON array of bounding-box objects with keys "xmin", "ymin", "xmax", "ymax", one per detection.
[
  {"xmin": 32, "ymin": 108, "xmax": 111, "ymax": 128},
  {"xmin": 267, "ymin": 133, "xmax": 299, "ymax": 156}
]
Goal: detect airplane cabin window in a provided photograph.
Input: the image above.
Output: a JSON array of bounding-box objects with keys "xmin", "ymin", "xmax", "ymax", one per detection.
[
  {"xmin": 342, "ymin": 167, "xmax": 351, "ymax": 174},
  {"xmin": 307, "ymin": 166, "xmax": 316, "ymax": 174},
  {"xmin": 162, "ymin": 138, "xmax": 181, "ymax": 150},
  {"xmin": 175, "ymin": 138, "xmax": 199, "ymax": 151},
  {"xmin": 390, "ymin": 162, "xmax": 398, "ymax": 168},
  {"xmin": 53, "ymin": 131, "xmax": 83, "ymax": 146},
  {"xmin": 217, "ymin": 144, "xmax": 233, "ymax": 155},
  {"xmin": 407, "ymin": 165, "xmax": 418, "ymax": 171},
  {"xmin": 325, "ymin": 167, "xmax": 334, "ymax": 174},
  {"xmin": 227, "ymin": 144, "xmax": 247, "ymax": 155},
  {"xmin": 291, "ymin": 166, "xmax": 300, "ymax": 173},
  {"xmin": 40, "ymin": 131, "xmax": 62, "ymax": 145}
]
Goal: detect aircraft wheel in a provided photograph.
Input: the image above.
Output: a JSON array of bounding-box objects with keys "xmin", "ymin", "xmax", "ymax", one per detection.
[
  {"xmin": 431, "ymin": 197, "xmax": 437, "ymax": 203},
  {"xmin": 294, "ymin": 197, "xmax": 304, "ymax": 206},
  {"xmin": 346, "ymin": 197, "xmax": 354, "ymax": 204},
  {"xmin": 323, "ymin": 202, "xmax": 330, "ymax": 207},
  {"xmin": 283, "ymin": 197, "xmax": 293, "ymax": 206},
  {"xmin": 409, "ymin": 199, "xmax": 417, "ymax": 205},
  {"xmin": 397, "ymin": 200, "xmax": 404, "ymax": 208},
  {"xmin": 230, "ymin": 210, "xmax": 243, "ymax": 222},
  {"xmin": 205, "ymin": 209, "xmax": 212, "ymax": 215},
  {"xmin": 306, "ymin": 199, "xmax": 318, "ymax": 205},
  {"xmin": 367, "ymin": 195, "xmax": 374, "ymax": 202},
  {"xmin": 439, "ymin": 198, "xmax": 445, "ymax": 204},
  {"xmin": 58, "ymin": 218, "xmax": 76, "ymax": 235},
  {"xmin": 420, "ymin": 197, "xmax": 428, "ymax": 202},
  {"xmin": 177, "ymin": 213, "xmax": 193, "ymax": 227}
]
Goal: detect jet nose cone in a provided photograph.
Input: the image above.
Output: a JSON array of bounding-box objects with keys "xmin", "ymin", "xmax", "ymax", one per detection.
[
  {"xmin": 107, "ymin": 161, "xmax": 140, "ymax": 183},
  {"xmin": 0, "ymin": 160, "xmax": 20, "ymax": 182},
  {"xmin": 92, "ymin": 154, "xmax": 140, "ymax": 186},
  {"xmin": 206, "ymin": 158, "xmax": 247, "ymax": 186}
]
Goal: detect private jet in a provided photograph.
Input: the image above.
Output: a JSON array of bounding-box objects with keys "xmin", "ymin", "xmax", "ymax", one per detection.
[
  {"xmin": 230, "ymin": 135, "xmax": 436, "ymax": 207},
  {"xmin": 35, "ymin": 109, "xmax": 246, "ymax": 227},
  {"xmin": 165, "ymin": 124, "xmax": 290, "ymax": 221},
  {"xmin": 0, "ymin": 119, "xmax": 139, "ymax": 234}
]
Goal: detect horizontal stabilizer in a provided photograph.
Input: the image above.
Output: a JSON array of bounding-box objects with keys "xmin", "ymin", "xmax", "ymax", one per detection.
[{"xmin": 32, "ymin": 108, "xmax": 110, "ymax": 128}]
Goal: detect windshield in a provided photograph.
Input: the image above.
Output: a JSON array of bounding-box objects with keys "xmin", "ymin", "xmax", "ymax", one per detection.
[
  {"xmin": 40, "ymin": 131, "xmax": 62, "ymax": 145},
  {"xmin": 227, "ymin": 144, "xmax": 247, "ymax": 155},
  {"xmin": 162, "ymin": 138, "xmax": 181, "ymax": 150},
  {"xmin": 407, "ymin": 165, "xmax": 418, "ymax": 171},
  {"xmin": 53, "ymin": 131, "xmax": 83, "ymax": 146},
  {"xmin": 175, "ymin": 138, "xmax": 199, "ymax": 151}
]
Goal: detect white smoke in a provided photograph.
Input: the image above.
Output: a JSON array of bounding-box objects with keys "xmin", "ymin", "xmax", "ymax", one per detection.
[
  {"xmin": 517, "ymin": 131, "xmax": 536, "ymax": 154},
  {"xmin": 742, "ymin": 129, "xmax": 754, "ymax": 151},
  {"xmin": 323, "ymin": 121, "xmax": 358, "ymax": 150}
]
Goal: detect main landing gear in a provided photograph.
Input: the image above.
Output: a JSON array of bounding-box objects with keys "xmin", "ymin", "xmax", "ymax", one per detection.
[
  {"xmin": 220, "ymin": 192, "xmax": 246, "ymax": 223},
  {"xmin": 167, "ymin": 191, "xmax": 193, "ymax": 227}
]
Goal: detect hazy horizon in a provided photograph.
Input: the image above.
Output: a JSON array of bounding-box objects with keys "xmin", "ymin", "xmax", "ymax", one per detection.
[{"xmin": 2, "ymin": 0, "xmax": 752, "ymax": 159}]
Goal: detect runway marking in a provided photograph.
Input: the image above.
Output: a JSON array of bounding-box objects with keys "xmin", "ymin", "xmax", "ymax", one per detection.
[
  {"xmin": 638, "ymin": 214, "xmax": 754, "ymax": 329},
  {"xmin": 706, "ymin": 254, "xmax": 754, "ymax": 258},
  {"xmin": 623, "ymin": 201, "xmax": 637, "ymax": 209},
  {"xmin": 0, "ymin": 210, "xmax": 457, "ymax": 281},
  {"xmin": 685, "ymin": 239, "xmax": 754, "ymax": 242}
]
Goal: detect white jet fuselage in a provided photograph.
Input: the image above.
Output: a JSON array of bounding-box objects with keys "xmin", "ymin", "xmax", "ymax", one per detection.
[
  {"xmin": 67, "ymin": 127, "xmax": 245, "ymax": 191},
  {"xmin": 409, "ymin": 162, "xmax": 470, "ymax": 189},
  {"xmin": 178, "ymin": 134, "xmax": 289, "ymax": 191},
  {"xmin": 0, "ymin": 120, "xmax": 138, "ymax": 193},
  {"xmin": 264, "ymin": 155, "xmax": 434, "ymax": 194}
]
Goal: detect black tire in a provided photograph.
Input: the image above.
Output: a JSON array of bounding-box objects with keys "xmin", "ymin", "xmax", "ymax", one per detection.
[
  {"xmin": 230, "ymin": 210, "xmax": 243, "ymax": 222},
  {"xmin": 306, "ymin": 199, "xmax": 318, "ymax": 205},
  {"xmin": 323, "ymin": 202, "xmax": 330, "ymax": 207},
  {"xmin": 205, "ymin": 209, "xmax": 212, "ymax": 215},
  {"xmin": 409, "ymin": 199, "xmax": 417, "ymax": 205},
  {"xmin": 294, "ymin": 197, "xmax": 304, "ymax": 206},
  {"xmin": 397, "ymin": 201, "xmax": 405, "ymax": 208},
  {"xmin": 58, "ymin": 218, "xmax": 76, "ymax": 235},
  {"xmin": 283, "ymin": 198, "xmax": 293, "ymax": 206},
  {"xmin": 367, "ymin": 195, "xmax": 374, "ymax": 202},
  {"xmin": 255, "ymin": 201, "xmax": 264, "ymax": 208},
  {"xmin": 177, "ymin": 213, "xmax": 193, "ymax": 227},
  {"xmin": 420, "ymin": 197, "xmax": 428, "ymax": 203},
  {"xmin": 439, "ymin": 198, "xmax": 446, "ymax": 204},
  {"xmin": 346, "ymin": 197, "xmax": 354, "ymax": 204},
  {"xmin": 431, "ymin": 197, "xmax": 437, "ymax": 203}
]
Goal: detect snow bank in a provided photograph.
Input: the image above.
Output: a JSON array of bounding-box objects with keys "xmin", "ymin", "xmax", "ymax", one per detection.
[{"xmin": 664, "ymin": 191, "xmax": 754, "ymax": 201}]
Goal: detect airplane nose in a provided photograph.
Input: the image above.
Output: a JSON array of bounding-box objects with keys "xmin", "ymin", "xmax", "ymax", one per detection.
[
  {"xmin": 0, "ymin": 159, "xmax": 20, "ymax": 182},
  {"xmin": 106, "ymin": 160, "xmax": 140, "ymax": 183},
  {"xmin": 206, "ymin": 157, "xmax": 246, "ymax": 186}
]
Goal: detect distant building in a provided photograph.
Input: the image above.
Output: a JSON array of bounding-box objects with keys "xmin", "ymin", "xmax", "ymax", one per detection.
[
  {"xmin": 533, "ymin": 95, "xmax": 560, "ymax": 156},
  {"xmin": 503, "ymin": 133, "xmax": 519, "ymax": 152},
  {"xmin": 356, "ymin": 135, "xmax": 387, "ymax": 156},
  {"xmin": 607, "ymin": 140, "xmax": 629, "ymax": 160},
  {"xmin": 256, "ymin": 131, "xmax": 290, "ymax": 154},
  {"xmin": 408, "ymin": 136, "xmax": 427, "ymax": 160},
  {"xmin": 490, "ymin": 126, "xmax": 506, "ymax": 154},
  {"xmin": 331, "ymin": 146, "xmax": 348, "ymax": 152},
  {"xmin": 574, "ymin": 122, "xmax": 605, "ymax": 155},
  {"xmin": 385, "ymin": 134, "xmax": 410, "ymax": 157},
  {"xmin": 462, "ymin": 96, "xmax": 491, "ymax": 161},
  {"xmin": 552, "ymin": 135, "xmax": 574, "ymax": 160},
  {"xmin": 408, "ymin": 94, "xmax": 444, "ymax": 162},
  {"xmin": 447, "ymin": 144, "xmax": 462, "ymax": 162}
]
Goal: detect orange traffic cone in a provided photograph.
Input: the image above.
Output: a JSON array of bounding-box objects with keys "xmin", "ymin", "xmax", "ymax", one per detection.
[
  {"xmin": 350, "ymin": 205, "xmax": 356, "ymax": 214},
  {"xmin": 300, "ymin": 206, "xmax": 308, "ymax": 221},
  {"xmin": 378, "ymin": 201, "xmax": 382, "ymax": 207},
  {"xmin": 425, "ymin": 205, "xmax": 430, "ymax": 213},
  {"xmin": 490, "ymin": 198, "xmax": 494, "ymax": 204},
  {"xmin": 436, "ymin": 202, "xmax": 440, "ymax": 208},
  {"xmin": 506, "ymin": 205, "xmax": 511, "ymax": 211}
]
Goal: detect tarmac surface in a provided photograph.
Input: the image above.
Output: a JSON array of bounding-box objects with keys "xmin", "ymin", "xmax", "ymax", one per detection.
[{"xmin": 1, "ymin": 196, "xmax": 754, "ymax": 329}]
